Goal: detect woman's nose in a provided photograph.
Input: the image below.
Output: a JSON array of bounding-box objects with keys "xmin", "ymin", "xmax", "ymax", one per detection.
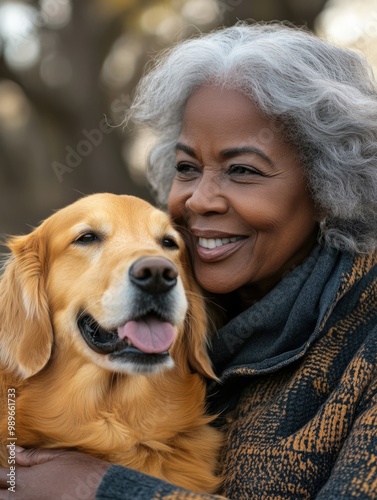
[{"xmin": 185, "ymin": 172, "xmax": 228, "ymax": 215}]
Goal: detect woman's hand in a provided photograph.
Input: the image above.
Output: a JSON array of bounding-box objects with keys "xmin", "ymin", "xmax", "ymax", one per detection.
[{"xmin": 0, "ymin": 447, "xmax": 111, "ymax": 500}]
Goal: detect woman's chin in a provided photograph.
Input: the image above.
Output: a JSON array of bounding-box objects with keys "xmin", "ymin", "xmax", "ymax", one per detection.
[{"xmin": 195, "ymin": 273, "xmax": 238, "ymax": 295}]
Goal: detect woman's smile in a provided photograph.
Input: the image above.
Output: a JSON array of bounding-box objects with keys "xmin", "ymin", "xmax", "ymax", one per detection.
[{"xmin": 194, "ymin": 232, "xmax": 248, "ymax": 262}]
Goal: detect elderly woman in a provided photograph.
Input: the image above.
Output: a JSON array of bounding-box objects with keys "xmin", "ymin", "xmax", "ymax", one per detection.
[{"xmin": 2, "ymin": 21, "xmax": 377, "ymax": 499}]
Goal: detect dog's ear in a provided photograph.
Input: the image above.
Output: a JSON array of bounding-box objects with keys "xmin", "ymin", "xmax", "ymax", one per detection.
[
  {"xmin": 174, "ymin": 267, "xmax": 217, "ymax": 380},
  {"xmin": 185, "ymin": 287, "xmax": 218, "ymax": 380},
  {"xmin": 0, "ymin": 230, "xmax": 53, "ymax": 379}
]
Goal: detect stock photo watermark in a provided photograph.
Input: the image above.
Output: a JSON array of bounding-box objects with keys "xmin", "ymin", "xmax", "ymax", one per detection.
[
  {"xmin": 51, "ymin": 119, "xmax": 113, "ymax": 182},
  {"xmin": 6, "ymin": 388, "xmax": 16, "ymax": 493},
  {"xmin": 216, "ymin": 0, "xmax": 244, "ymax": 22},
  {"xmin": 60, "ymin": 471, "xmax": 104, "ymax": 500},
  {"xmin": 51, "ymin": 93, "xmax": 131, "ymax": 183}
]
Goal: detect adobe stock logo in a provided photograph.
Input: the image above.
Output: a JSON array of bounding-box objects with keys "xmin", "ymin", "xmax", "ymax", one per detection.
[
  {"xmin": 216, "ymin": 0, "xmax": 244, "ymax": 21},
  {"xmin": 51, "ymin": 92, "xmax": 131, "ymax": 182},
  {"xmin": 51, "ymin": 119, "xmax": 113, "ymax": 182}
]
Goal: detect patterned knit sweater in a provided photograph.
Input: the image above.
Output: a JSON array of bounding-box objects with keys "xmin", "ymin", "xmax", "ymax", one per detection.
[{"xmin": 96, "ymin": 245, "xmax": 377, "ymax": 499}]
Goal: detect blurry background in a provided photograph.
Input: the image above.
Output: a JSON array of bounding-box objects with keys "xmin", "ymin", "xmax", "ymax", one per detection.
[{"xmin": 0, "ymin": 0, "xmax": 376, "ymax": 237}]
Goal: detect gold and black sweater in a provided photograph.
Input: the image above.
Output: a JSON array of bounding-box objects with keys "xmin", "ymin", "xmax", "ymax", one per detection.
[{"xmin": 97, "ymin": 245, "xmax": 377, "ymax": 499}]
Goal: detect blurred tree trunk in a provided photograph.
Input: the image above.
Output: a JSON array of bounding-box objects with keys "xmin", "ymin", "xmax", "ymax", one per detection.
[
  {"xmin": 0, "ymin": 0, "xmax": 328, "ymax": 236},
  {"xmin": 0, "ymin": 0, "xmax": 152, "ymax": 236}
]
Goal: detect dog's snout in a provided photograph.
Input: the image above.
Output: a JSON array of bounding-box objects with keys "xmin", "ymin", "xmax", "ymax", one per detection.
[{"xmin": 129, "ymin": 257, "xmax": 178, "ymax": 294}]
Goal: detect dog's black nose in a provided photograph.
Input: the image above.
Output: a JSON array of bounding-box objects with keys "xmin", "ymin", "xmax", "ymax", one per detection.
[{"xmin": 129, "ymin": 257, "xmax": 178, "ymax": 294}]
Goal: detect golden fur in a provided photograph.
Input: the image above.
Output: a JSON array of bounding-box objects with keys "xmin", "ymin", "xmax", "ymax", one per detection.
[{"xmin": 0, "ymin": 193, "xmax": 222, "ymax": 493}]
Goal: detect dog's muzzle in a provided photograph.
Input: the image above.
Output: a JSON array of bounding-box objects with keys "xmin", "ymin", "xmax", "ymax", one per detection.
[{"xmin": 77, "ymin": 256, "xmax": 181, "ymax": 371}]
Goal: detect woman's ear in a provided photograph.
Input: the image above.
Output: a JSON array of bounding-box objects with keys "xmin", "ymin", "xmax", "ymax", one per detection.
[{"xmin": 0, "ymin": 231, "xmax": 53, "ymax": 379}]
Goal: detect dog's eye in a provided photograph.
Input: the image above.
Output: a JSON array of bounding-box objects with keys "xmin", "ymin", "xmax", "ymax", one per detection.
[
  {"xmin": 75, "ymin": 233, "xmax": 100, "ymax": 244},
  {"xmin": 162, "ymin": 237, "xmax": 179, "ymax": 249}
]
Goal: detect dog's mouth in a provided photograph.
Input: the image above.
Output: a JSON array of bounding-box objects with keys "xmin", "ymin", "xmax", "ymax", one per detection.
[{"xmin": 77, "ymin": 313, "xmax": 176, "ymax": 363}]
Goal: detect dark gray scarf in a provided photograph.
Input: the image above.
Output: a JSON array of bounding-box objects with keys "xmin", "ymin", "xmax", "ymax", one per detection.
[{"xmin": 207, "ymin": 245, "xmax": 353, "ymax": 412}]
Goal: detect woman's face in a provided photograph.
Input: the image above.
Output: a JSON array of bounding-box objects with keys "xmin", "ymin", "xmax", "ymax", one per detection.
[{"xmin": 168, "ymin": 85, "xmax": 318, "ymax": 300}]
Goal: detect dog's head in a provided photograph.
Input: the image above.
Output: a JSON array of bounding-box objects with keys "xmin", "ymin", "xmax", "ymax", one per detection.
[{"xmin": 0, "ymin": 194, "xmax": 215, "ymax": 380}]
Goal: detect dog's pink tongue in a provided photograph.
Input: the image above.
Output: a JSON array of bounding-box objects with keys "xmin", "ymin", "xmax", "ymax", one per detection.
[{"xmin": 117, "ymin": 318, "xmax": 175, "ymax": 354}]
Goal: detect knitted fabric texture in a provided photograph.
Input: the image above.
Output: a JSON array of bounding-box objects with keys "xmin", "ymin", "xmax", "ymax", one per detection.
[{"xmin": 96, "ymin": 245, "xmax": 377, "ymax": 499}]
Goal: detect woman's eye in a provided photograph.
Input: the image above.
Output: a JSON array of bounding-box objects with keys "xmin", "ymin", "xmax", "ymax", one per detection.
[
  {"xmin": 75, "ymin": 233, "xmax": 100, "ymax": 244},
  {"xmin": 162, "ymin": 237, "xmax": 179, "ymax": 249},
  {"xmin": 229, "ymin": 164, "xmax": 263, "ymax": 176},
  {"xmin": 175, "ymin": 162, "xmax": 199, "ymax": 175}
]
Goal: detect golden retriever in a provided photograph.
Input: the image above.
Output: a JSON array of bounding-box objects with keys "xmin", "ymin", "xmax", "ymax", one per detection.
[{"xmin": 0, "ymin": 193, "xmax": 222, "ymax": 493}]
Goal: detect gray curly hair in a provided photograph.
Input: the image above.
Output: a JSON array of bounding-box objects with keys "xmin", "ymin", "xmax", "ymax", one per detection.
[{"xmin": 127, "ymin": 21, "xmax": 377, "ymax": 254}]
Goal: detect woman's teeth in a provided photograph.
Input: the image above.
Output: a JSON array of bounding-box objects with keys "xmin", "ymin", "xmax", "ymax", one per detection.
[{"xmin": 198, "ymin": 236, "xmax": 243, "ymax": 249}]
